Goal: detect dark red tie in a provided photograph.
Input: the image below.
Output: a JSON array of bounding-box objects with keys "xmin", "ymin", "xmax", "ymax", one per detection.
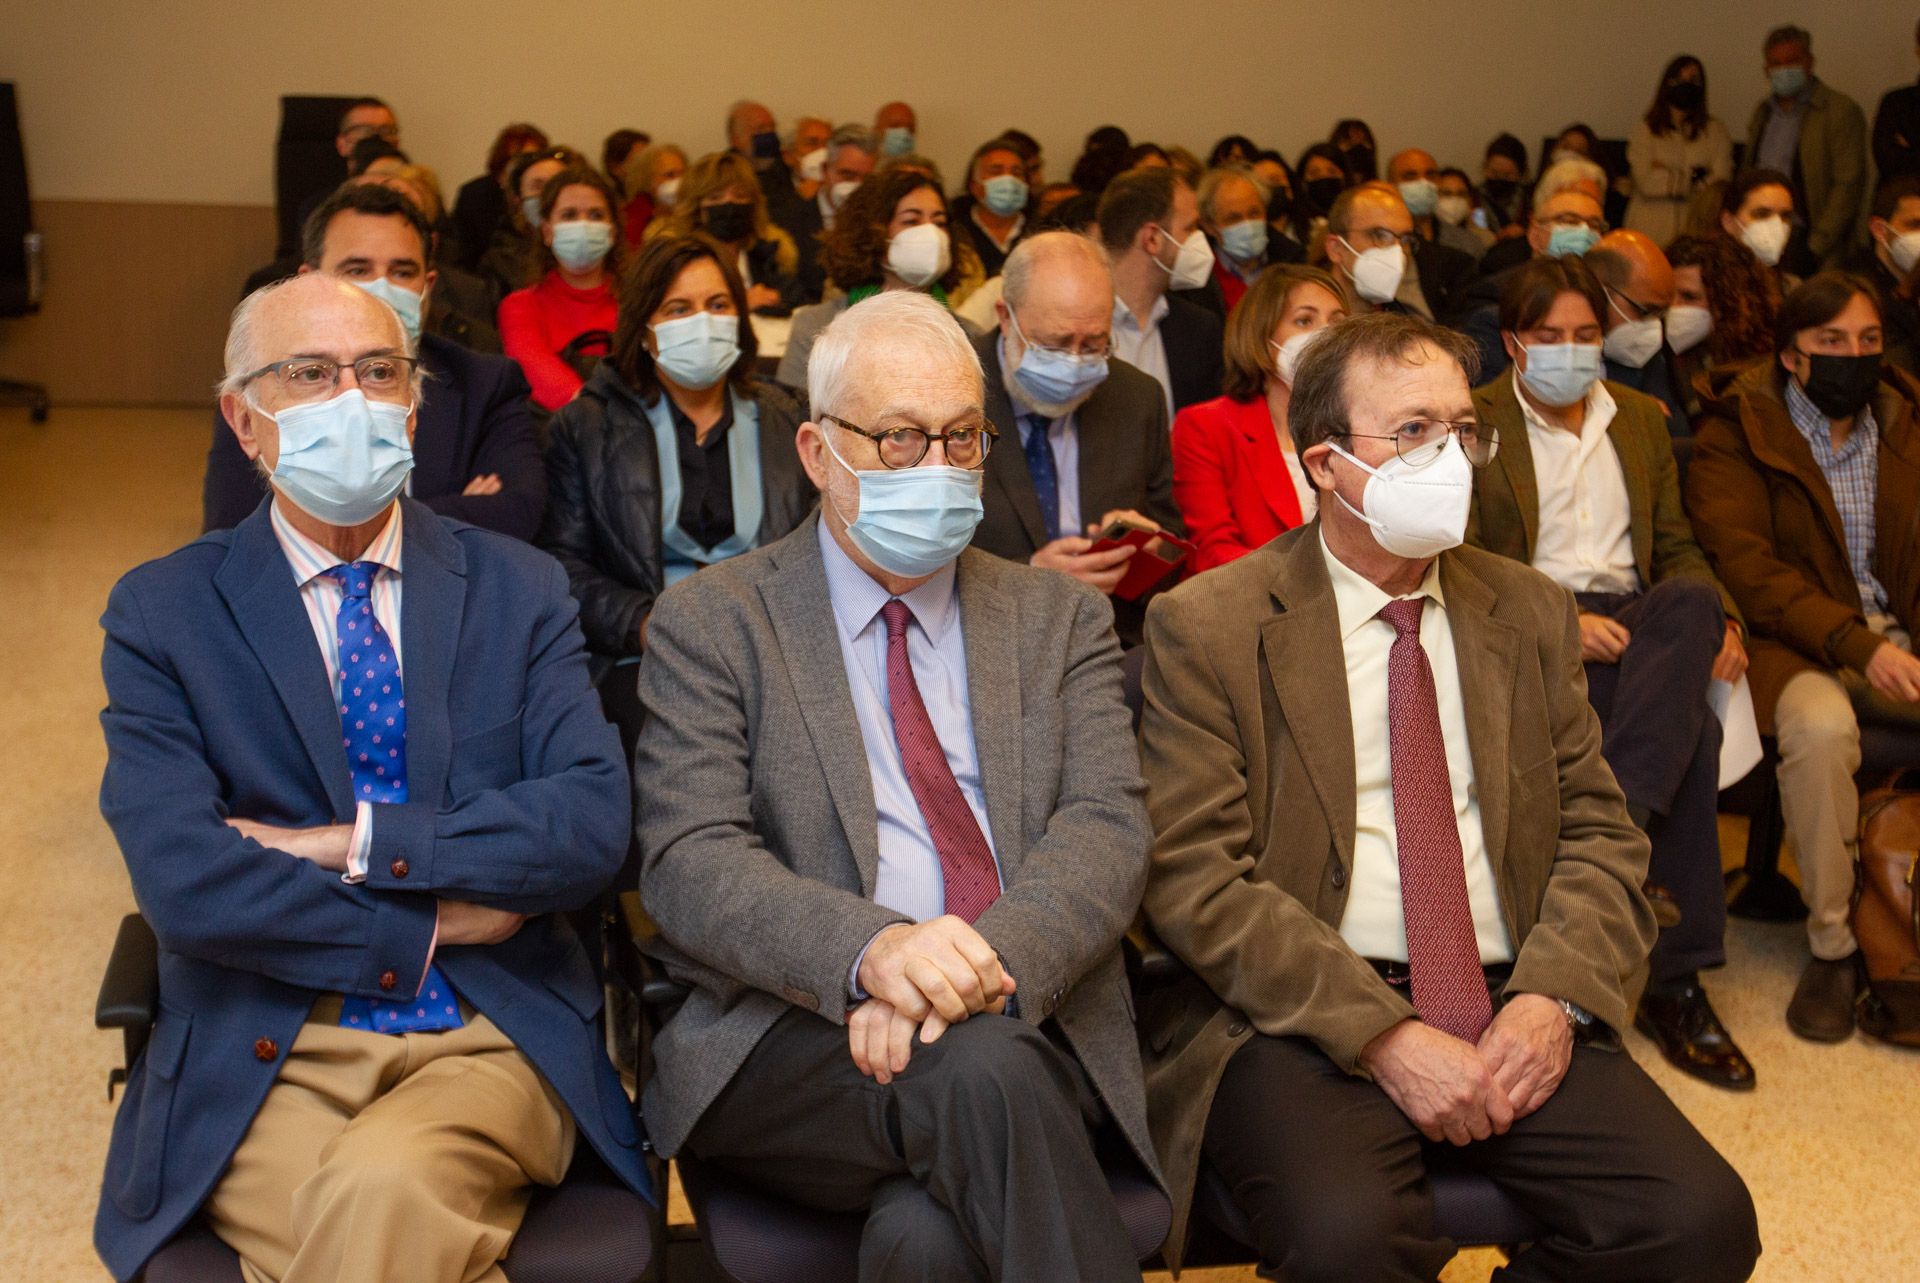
[
  {"xmin": 881, "ymin": 600, "xmax": 1001, "ymax": 922},
  {"xmin": 1378, "ymin": 598, "xmax": 1493, "ymax": 1043}
]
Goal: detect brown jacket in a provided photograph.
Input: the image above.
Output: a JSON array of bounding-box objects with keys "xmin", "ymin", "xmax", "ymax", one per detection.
[
  {"xmin": 1686, "ymin": 360, "xmax": 1920, "ymax": 731},
  {"xmin": 1468, "ymin": 373, "xmax": 1740, "ymax": 625},
  {"xmin": 1136, "ymin": 523, "xmax": 1654, "ymax": 1268}
]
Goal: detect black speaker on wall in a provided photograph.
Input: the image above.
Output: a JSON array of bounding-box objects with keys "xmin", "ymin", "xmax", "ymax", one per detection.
[
  {"xmin": 274, "ymin": 95, "xmax": 363, "ymax": 258},
  {"xmin": 0, "ymin": 80, "xmax": 49, "ymax": 422}
]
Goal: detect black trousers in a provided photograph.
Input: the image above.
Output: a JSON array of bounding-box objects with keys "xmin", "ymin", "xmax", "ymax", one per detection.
[
  {"xmin": 1578, "ymin": 578, "xmax": 1727, "ymax": 984},
  {"xmin": 684, "ymin": 1008, "xmax": 1143, "ymax": 1283},
  {"xmin": 1203, "ymin": 1034, "xmax": 1759, "ymax": 1282}
]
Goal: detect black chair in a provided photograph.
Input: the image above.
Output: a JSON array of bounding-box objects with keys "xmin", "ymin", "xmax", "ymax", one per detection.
[
  {"xmin": 0, "ymin": 82, "xmax": 48, "ymax": 423},
  {"xmin": 95, "ymin": 913, "xmax": 656, "ymax": 1283}
]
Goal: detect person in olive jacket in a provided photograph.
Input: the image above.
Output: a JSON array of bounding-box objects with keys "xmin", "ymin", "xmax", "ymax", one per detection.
[{"xmin": 540, "ymin": 233, "xmax": 815, "ymax": 735}]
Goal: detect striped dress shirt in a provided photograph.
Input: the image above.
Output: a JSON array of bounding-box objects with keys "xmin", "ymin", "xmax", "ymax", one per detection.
[{"xmin": 1785, "ymin": 377, "xmax": 1887, "ymax": 615}]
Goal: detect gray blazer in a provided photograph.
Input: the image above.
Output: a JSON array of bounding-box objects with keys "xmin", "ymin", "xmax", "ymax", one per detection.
[{"xmin": 633, "ymin": 512, "xmax": 1161, "ymax": 1182}]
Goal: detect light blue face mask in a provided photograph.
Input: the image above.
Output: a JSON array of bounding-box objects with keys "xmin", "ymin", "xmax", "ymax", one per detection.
[
  {"xmin": 1219, "ymin": 218, "xmax": 1270, "ymax": 264},
  {"xmin": 881, "ymin": 126, "xmax": 915, "ymax": 158},
  {"xmin": 1516, "ymin": 341, "xmax": 1604, "ymax": 408},
  {"xmin": 521, "ymin": 194, "xmax": 543, "ymax": 228},
  {"xmin": 1769, "ymin": 65, "xmax": 1808, "ymax": 98},
  {"xmin": 651, "ymin": 311, "xmax": 740, "ymax": 390},
  {"xmin": 1007, "ymin": 310, "xmax": 1109, "ymax": 411},
  {"xmin": 982, "ymin": 174, "xmax": 1029, "ymax": 216},
  {"xmin": 1398, "ymin": 178, "xmax": 1439, "ymax": 218},
  {"xmin": 1546, "ymin": 224, "xmax": 1600, "ymax": 258},
  {"xmin": 351, "ymin": 276, "xmax": 424, "ymax": 343},
  {"xmin": 551, "ymin": 220, "xmax": 614, "ymax": 273},
  {"xmin": 250, "ymin": 388, "xmax": 414, "ymax": 526},
  {"xmin": 823, "ymin": 429, "xmax": 983, "ymax": 579}
]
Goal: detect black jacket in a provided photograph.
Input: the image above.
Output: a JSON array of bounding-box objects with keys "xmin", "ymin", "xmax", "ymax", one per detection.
[
  {"xmin": 970, "ymin": 328, "xmax": 1182, "ymax": 645},
  {"xmin": 1413, "ymin": 237, "xmax": 1478, "ymax": 323},
  {"xmin": 538, "ymin": 363, "xmax": 816, "ymax": 661},
  {"xmin": 202, "ymin": 332, "xmax": 547, "ymax": 541},
  {"xmin": 451, "ymin": 173, "xmax": 508, "ymax": 272},
  {"xmin": 766, "ymin": 183, "xmax": 829, "ymax": 304},
  {"xmin": 948, "ymin": 193, "xmax": 1025, "ymax": 279},
  {"xmin": 1875, "ymin": 80, "xmax": 1920, "ymax": 183},
  {"xmin": 1162, "ymin": 293, "xmax": 1227, "ymax": 413}
]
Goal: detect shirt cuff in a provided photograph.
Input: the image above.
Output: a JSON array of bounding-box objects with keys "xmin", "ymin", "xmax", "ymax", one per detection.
[
  {"xmin": 849, "ymin": 925, "xmax": 898, "ymax": 1004},
  {"xmin": 342, "ymin": 802, "xmax": 373, "ymax": 884}
]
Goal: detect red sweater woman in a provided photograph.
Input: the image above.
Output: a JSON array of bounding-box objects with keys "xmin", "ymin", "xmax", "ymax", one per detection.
[{"xmin": 499, "ymin": 166, "xmax": 623, "ymax": 411}]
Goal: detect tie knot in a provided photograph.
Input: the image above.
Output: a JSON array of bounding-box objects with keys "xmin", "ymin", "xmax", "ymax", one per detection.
[
  {"xmin": 881, "ymin": 599, "xmax": 912, "ymax": 640},
  {"xmin": 324, "ymin": 562, "xmax": 379, "ymax": 600},
  {"xmin": 1379, "ymin": 596, "xmax": 1425, "ymax": 638}
]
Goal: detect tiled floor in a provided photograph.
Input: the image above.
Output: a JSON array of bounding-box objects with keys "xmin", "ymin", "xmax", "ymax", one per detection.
[{"xmin": 3, "ymin": 407, "xmax": 1915, "ymax": 1280}]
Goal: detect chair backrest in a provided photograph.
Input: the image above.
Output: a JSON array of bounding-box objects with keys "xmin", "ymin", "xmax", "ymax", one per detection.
[
  {"xmin": 0, "ymin": 82, "xmax": 37, "ymax": 317},
  {"xmin": 275, "ymin": 95, "xmax": 360, "ymax": 259}
]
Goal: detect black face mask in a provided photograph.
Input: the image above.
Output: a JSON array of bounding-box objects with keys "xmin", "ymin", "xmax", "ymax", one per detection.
[
  {"xmin": 703, "ymin": 201, "xmax": 756, "ymax": 244},
  {"xmin": 1666, "ymin": 80, "xmax": 1706, "ymax": 112},
  {"xmin": 1266, "ymin": 187, "xmax": 1293, "ymax": 222},
  {"xmin": 1797, "ymin": 351, "xmax": 1882, "ymax": 420},
  {"xmin": 1482, "ymin": 177, "xmax": 1520, "ymax": 211},
  {"xmin": 1305, "ymin": 176, "xmax": 1345, "ymax": 214},
  {"xmin": 749, "ymin": 130, "xmax": 780, "ymax": 161}
]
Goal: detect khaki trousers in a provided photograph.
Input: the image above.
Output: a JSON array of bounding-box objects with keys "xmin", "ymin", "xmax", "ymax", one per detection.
[
  {"xmin": 1774, "ymin": 669, "xmax": 1863, "ymax": 959},
  {"xmin": 205, "ymin": 996, "xmax": 576, "ymax": 1283}
]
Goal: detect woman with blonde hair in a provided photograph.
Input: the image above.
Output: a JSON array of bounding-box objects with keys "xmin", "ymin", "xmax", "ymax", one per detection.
[
  {"xmin": 646, "ymin": 151, "xmax": 801, "ymax": 315},
  {"xmin": 622, "ymin": 143, "xmax": 687, "ymax": 246}
]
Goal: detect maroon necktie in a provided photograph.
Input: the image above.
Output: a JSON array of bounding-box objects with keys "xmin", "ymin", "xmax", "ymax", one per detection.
[
  {"xmin": 1378, "ymin": 598, "xmax": 1493, "ymax": 1043},
  {"xmin": 880, "ymin": 600, "xmax": 1001, "ymax": 921}
]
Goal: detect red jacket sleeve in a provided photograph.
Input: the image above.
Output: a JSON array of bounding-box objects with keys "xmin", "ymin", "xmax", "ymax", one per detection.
[
  {"xmin": 1173, "ymin": 404, "xmax": 1257, "ymax": 572},
  {"xmin": 498, "ymin": 286, "xmax": 584, "ymax": 412}
]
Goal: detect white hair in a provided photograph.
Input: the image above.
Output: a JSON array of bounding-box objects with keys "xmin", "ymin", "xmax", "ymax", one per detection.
[
  {"xmin": 807, "ymin": 291, "xmax": 982, "ymax": 423},
  {"xmin": 1532, "ymin": 158, "xmax": 1608, "ymax": 212},
  {"xmin": 1196, "ymin": 165, "xmax": 1269, "ymax": 223},
  {"xmin": 1002, "ymin": 231, "xmax": 1112, "ymax": 311},
  {"xmin": 827, "ymin": 123, "xmax": 876, "ymax": 160},
  {"xmin": 217, "ymin": 274, "xmax": 416, "ymax": 398}
]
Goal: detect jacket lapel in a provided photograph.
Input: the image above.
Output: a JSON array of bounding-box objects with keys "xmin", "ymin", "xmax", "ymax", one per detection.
[
  {"xmin": 1257, "ymin": 529, "xmax": 1356, "ymax": 869},
  {"xmin": 395, "ymin": 500, "xmax": 465, "ymax": 809},
  {"xmin": 1604, "ymin": 399, "xmax": 1654, "ymax": 580},
  {"xmin": 1738, "ymin": 377, "xmax": 1850, "ymax": 553},
  {"xmin": 1235, "ymin": 395, "xmax": 1302, "ymax": 529},
  {"xmin": 758, "ymin": 516, "xmax": 884, "ymax": 894},
  {"xmin": 1485, "ymin": 376, "xmax": 1540, "ymax": 558},
  {"xmin": 1438, "ymin": 554, "xmax": 1520, "ymax": 883},
  {"xmin": 412, "ymin": 335, "xmax": 464, "ymax": 499},
  {"xmin": 979, "ymin": 335, "xmax": 1050, "ymax": 549},
  {"xmin": 214, "ymin": 504, "xmax": 359, "ymax": 820},
  {"xmin": 955, "ymin": 552, "xmax": 1025, "ymax": 875}
]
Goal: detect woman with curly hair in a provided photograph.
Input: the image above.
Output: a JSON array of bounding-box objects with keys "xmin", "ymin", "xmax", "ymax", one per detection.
[
  {"xmin": 646, "ymin": 151, "xmax": 803, "ymax": 317},
  {"xmin": 1665, "ymin": 232, "xmax": 1780, "ymax": 423},
  {"xmin": 774, "ymin": 168, "xmax": 980, "ymax": 389}
]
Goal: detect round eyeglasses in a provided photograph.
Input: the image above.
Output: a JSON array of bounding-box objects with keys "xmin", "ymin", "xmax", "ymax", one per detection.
[{"xmin": 820, "ymin": 413, "xmax": 997, "ymax": 470}]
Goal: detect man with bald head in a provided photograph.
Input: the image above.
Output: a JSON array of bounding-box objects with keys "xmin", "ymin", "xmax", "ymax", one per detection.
[
  {"xmin": 1324, "ymin": 183, "xmax": 1477, "ymax": 324},
  {"xmin": 726, "ymin": 99, "xmax": 781, "ymax": 174},
  {"xmin": 1387, "ymin": 147, "xmax": 1484, "ymax": 262},
  {"xmin": 972, "ymin": 231, "xmax": 1182, "ymax": 646},
  {"xmin": 95, "ymin": 274, "xmax": 647, "ymax": 1281},
  {"xmin": 635, "ymin": 289, "xmax": 1167, "ymax": 1280},
  {"xmin": 1588, "ymin": 229, "xmax": 1690, "ymax": 433},
  {"xmin": 874, "ymin": 100, "xmax": 918, "ymax": 157}
]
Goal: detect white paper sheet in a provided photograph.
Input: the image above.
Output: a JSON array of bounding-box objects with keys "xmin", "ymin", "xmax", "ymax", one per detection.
[{"xmin": 1709, "ymin": 675, "xmax": 1763, "ymax": 789}]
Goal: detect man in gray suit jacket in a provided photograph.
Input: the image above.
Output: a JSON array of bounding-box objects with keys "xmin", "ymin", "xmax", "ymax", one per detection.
[
  {"xmin": 972, "ymin": 231, "xmax": 1183, "ymax": 647},
  {"xmin": 634, "ymin": 291, "xmax": 1166, "ymax": 1282}
]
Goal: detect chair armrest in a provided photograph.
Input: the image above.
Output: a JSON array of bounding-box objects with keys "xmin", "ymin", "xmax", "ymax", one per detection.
[
  {"xmin": 96, "ymin": 913, "xmax": 158, "ymax": 1099},
  {"xmin": 1123, "ymin": 923, "xmax": 1190, "ymax": 991}
]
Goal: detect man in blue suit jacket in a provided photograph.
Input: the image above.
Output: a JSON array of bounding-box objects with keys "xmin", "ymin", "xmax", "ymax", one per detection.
[
  {"xmin": 96, "ymin": 273, "xmax": 645, "ymax": 1283},
  {"xmin": 201, "ymin": 183, "xmax": 547, "ymax": 542}
]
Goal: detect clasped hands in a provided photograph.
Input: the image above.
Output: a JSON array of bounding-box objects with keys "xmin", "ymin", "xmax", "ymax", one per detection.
[
  {"xmin": 1357, "ymin": 994, "xmax": 1572, "ymax": 1146},
  {"xmin": 847, "ymin": 916, "xmax": 1015, "ymax": 1085},
  {"xmin": 222, "ymin": 817, "xmax": 524, "ymax": 946}
]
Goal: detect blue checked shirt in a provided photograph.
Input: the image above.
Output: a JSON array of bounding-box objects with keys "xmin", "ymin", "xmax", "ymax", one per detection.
[{"xmin": 1785, "ymin": 378, "xmax": 1887, "ymax": 615}]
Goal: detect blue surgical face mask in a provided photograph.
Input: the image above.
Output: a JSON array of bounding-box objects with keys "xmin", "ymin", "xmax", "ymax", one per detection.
[
  {"xmin": 881, "ymin": 126, "xmax": 915, "ymax": 158},
  {"xmin": 1219, "ymin": 218, "xmax": 1270, "ymax": 264},
  {"xmin": 551, "ymin": 220, "xmax": 614, "ymax": 273},
  {"xmin": 1397, "ymin": 178, "xmax": 1439, "ymax": 218},
  {"xmin": 982, "ymin": 173, "xmax": 1029, "ymax": 216},
  {"xmin": 1546, "ymin": 224, "xmax": 1600, "ymax": 258},
  {"xmin": 823, "ymin": 428, "xmax": 983, "ymax": 579},
  {"xmin": 1769, "ymin": 65, "xmax": 1808, "ymax": 98},
  {"xmin": 1007, "ymin": 310, "xmax": 1109, "ymax": 412},
  {"xmin": 351, "ymin": 276, "xmax": 424, "ymax": 343},
  {"xmin": 250, "ymin": 388, "xmax": 414, "ymax": 526},
  {"xmin": 651, "ymin": 311, "xmax": 740, "ymax": 390},
  {"xmin": 521, "ymin": 194, "xmax": 543, "ymax": 228},
  {"xmin": 1516, "ymin": 341, "xmax": 1604, "ymax": 407}
]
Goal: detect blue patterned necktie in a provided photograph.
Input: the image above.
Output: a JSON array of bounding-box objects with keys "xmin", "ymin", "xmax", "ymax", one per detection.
[
  {"xmin": 1021, "ymin": 413, "xmax": 1061, "ymax": 542},
  {"xmin": 326, "ymin": 562, "xmax": 463, "ymax": 1034}
]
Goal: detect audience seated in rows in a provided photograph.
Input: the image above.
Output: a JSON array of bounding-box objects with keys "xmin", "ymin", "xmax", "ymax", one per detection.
[
  {"xmin": 1097, "ymin": 167, "xmax": 1224, "ymax": 417},
  {"xmin": 498, "ymin": 166, "xmax": 623, "ymax": 412},
  {"xmin": 649, "ymin": 151, "xmax": 804, "ymax": 317}
]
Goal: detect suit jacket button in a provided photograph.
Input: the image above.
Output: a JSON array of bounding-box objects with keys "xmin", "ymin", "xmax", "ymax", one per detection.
[
  {"xmin": 390, "ymin": 858, "xmax": 409, "ymax": 879},
  {"xmin": 253, "ymin": 1037, "xmax": 278, "ymax": 1062},
  {"xmin": 379, "ymin": 970, "xmax": 398, "ymax": 991},
  {"xmin": 1331, "ymin": 866, "xmax": 1348, "ymax": 889},
  {"xmin": 1227, "ymin": 1021, "xmax": 1249, "ymax": 1037}
]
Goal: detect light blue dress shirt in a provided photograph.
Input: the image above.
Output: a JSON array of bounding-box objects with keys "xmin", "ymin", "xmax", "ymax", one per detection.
[
  {"xmin": 817, "ymin": 519, "xmax": 1003, "ymax": 924},
  {"xmin": 1756, "ymin": 84, "xmax": 1811, "ymax": 179},
  {"xmin": 999, "ymin": 338, "xmax": 1084, "ymax": 537}
]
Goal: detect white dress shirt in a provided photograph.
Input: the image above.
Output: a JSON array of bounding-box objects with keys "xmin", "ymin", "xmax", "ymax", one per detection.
[
  {"xmin": 1322, "ymin": 532, "xmax": 1514, "ymax": 965},
  {"xmin": 1514, "ymin": 372, "xmax": 1639, "ymax": 595},
  {"xmin": 1111, "ymin": 294, "xmax": 1173, "ymax": 422}
]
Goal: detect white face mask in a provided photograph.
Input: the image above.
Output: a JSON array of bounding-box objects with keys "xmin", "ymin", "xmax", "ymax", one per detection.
[
  {"xmin": 654, "ymin": 177, "xmax": 682, "ymax": 208},
  {"xmin": 886, "ymin": 223, "xmax": 951, "ymax": 288},
  {"xmin": 1269, "ymin": 328, "xmax": 1325, "ymax": 387},
  {"xmin": 1739, "ymin": 215, "xmax": 1790, "ymax": 267},
  {"xmin": 826, "ymin": 179, "xmax": 860, "ymax": 211},
  {"xmin": 1153, "ymin": 225, "xmax": 1216, "ymax": 290},
  {"xmin": 797, "ymin": 147, "xmax": 827, "ymax": 184},
  {"xmin": 1435, "ymin": 194, "xmax": 1472, "ymax": 226},
  {"xmin": 1326, "ymin": 434, "xmax": 1474, "ymax": 560},
  {"xmin": 1665, "ymin": 305, "xmax": 1714, "ymax": 355},
  {"xmin": 1337, "ymin": 238, "xmax": 1407, "ymax": 304},
  {"xmin": 1885, "ymin": 227, "xmax": 1920, "ymax": 275},
  {"xmin": 1602, "ymin": 291, "xmax": 1665, "ymax": 369}
]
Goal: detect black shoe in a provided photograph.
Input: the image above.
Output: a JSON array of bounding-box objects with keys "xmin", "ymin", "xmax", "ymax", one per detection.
[
  {"xmin": 1786, "ymin": 953, "xmax": 1860, "ymax": 1043},
  {"xmin": 1636, "ymin": 985, "xmax": 1757, "ymax": 1090}
]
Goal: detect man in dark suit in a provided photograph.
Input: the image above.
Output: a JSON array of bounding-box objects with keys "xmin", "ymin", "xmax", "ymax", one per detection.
[
  {"xmin": 1323, "ymin": 183, "xmax": 1477, "ymax": 325},
  {"xmin": 768, "ymin": 124, "xmax": 876, "ymax": 305},
  {"xmin": 634, "ymin": 290, "xmax": 1166, "ymax": 1281},
  {"xmin": 970, "ymin": 231, "xmax": 1181, "ymax": 646},
  {"xmin": 204, "ymin": 184, "xmax": 545, "ymax": 541},
  {"xmin": 1097, "ymin": 167, "xmax": 1225, "ymax": 417},
  {"xmin": 95, "ymin": 274, "xmax": 646, "ymax": 1282},
  {"xmin": 1589, "ymin": 232, "xmax": 1692, "ymax": 435}
]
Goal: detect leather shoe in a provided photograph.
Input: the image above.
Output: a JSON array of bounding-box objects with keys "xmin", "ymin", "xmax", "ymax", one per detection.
[
  {"xmin": 1786, "ymin": 952, "xmax": 1859, "ymax": 1043},
  {"xmin": 1635, "ymin": 986, "xmax": 1756, "ymax": 1090}
]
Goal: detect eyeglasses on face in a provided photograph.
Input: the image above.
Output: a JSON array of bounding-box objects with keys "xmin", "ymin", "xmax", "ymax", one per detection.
[
  {"xmin": 1343, "ymin": 419, "xmax": 1499, "ymax": 468},
  {"xmin": 820, "ymin": 412, "xmax": 997, "ymax": 470},
  {"xmin": 240, "ymin": 355, "xmax": 418, "ymax": 403}
]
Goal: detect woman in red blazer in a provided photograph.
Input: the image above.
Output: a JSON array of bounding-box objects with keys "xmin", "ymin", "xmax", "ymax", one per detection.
[{"xmin": 1172, "ymin": 265, "xmax": 1349, "ymax": 571}]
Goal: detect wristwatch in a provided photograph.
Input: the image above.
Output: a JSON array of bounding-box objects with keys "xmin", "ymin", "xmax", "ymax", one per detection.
[{"xmin": 1557, "ymin": 998, "xmax": 1594, "ymax": 1033}]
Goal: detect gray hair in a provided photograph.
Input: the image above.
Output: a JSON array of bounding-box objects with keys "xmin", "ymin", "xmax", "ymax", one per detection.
[
  {"xmin": 826, "ymin": 123, "xmax": 877, "ymax": 161},
  {"xmin": 1764, "ymin": 24, "xmax": 1811, "ymax": 54},
  {"xmin": 1288, "ymin": 312, "xmax": 1477, "ymax": 458},
  {"xmin": 1532, "ymin": 158, "xmax": 1608, "ymax": 212},
  {"xmin": 217, "ymin": 274, "xmax": 417, "ymax": 399},
  {"xmin": 808, "ymin": 291, "xmax": 983, "ymax": 424},
  {"xmin": 1196, "ymin": 166, "xmax": 1268, "ymax": 223},
  {"xmin": 1002, "ymin": 231, "xmax": 1111, "ymax": 310}
]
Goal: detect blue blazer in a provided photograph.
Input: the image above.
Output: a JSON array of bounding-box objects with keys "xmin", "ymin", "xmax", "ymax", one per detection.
[{"xmin": 94, "ymin": 498, "xmax": 647, "ymax": 1281}]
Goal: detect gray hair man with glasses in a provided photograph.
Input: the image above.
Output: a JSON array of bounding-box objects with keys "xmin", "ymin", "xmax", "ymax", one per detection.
[
  {"xmin": 633, "ymin": 288, "xmax": 1168, "ymax": 1282},
  {"xmin": 1135, "ymin": 310, "xmax": 1757, "ymax": 1278},
  {"xmin": 969, "ymin": 230, "xmax": 1182, "ymax": 646}
]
